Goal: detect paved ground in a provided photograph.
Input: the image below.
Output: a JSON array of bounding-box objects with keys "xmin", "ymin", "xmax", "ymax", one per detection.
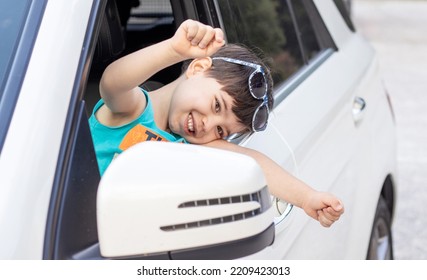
[{"xmin": 353, "ymin": 0, "xmax": 427, "ymax": 259}]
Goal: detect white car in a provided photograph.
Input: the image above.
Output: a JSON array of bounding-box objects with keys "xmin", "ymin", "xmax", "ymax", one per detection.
[{"xmin": 0, "ymin": 0, "xmax": 397, "ymax": 260}]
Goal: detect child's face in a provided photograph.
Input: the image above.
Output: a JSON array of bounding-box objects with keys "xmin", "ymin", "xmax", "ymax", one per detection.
[{"xmin": 168, "ymin": 74, "xmax": 246, "ymax": 144}]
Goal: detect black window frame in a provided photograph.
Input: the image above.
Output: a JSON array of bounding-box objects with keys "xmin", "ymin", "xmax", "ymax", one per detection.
[{"xmin": 333, "ymin": 0, "xmax": 355, "ymax": 32}]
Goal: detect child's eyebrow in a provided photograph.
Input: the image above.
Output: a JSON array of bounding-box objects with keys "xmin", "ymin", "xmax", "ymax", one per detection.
[{"xmin": 220, "ymin": 95, "xmax": 228, "ymax": 112}]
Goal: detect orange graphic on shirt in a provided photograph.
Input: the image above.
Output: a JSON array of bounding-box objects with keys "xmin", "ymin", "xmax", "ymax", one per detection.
[{"xmin": 119, "ymin": 124, "xmax": 168, "ymax": 151}]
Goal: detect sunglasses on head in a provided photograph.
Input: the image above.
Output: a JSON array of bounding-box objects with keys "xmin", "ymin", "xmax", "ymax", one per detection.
[{"xmin": 212, "ymin": 57, "xmax": 270, "ymax": 132}]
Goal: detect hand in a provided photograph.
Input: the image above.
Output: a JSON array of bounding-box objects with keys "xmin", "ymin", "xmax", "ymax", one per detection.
[
  {"xmin": 302, "ymin": 191, "xmax": 344, "ymax": 227},
  {"xmin": 170, "ymin": 19, "xmax": 225, "ymax": 59}
]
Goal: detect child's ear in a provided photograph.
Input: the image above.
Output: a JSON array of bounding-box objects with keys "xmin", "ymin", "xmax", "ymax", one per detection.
[{"xmin": 185, "ymin": 57, "xmax": 213, "ymax": 78}]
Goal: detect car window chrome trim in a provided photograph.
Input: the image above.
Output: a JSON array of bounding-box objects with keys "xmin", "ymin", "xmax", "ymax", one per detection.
[
  {"xmin": 273, "ymin": 48, "xmax": 334, "ymax": 106},
  {"xmin": 0, "ymin": 0, "xmax": 47, "ymax": 154}
]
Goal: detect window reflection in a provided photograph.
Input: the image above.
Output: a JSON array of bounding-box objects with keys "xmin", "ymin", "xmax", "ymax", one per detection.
[{"xmin": 217, "ymin": 0, "xmax": 322, "ymax": 87}]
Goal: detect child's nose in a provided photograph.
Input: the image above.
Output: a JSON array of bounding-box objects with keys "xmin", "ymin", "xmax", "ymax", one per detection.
[{"xmin": 202, "ymin": 115, "xmax": 220, "ymax": 133}]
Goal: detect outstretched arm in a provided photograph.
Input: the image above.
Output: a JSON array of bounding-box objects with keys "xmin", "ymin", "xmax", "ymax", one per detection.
[{"xmin": 205, "ymin": 140, "xmax": 344, "ymax": 227}]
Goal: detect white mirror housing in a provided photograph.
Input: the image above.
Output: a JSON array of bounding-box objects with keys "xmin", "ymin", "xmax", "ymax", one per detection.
[{"xmin": 97, "ymin": 142, "xmax": 275, "ymax": 259}]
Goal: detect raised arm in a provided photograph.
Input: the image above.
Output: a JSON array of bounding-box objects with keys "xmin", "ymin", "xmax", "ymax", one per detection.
[
  {"xmin": 205, "ymin": 140, "xmax": 344, "ymax": 227},
  {"xmin": 99, "ymin": 19, "xmax": 225, "ymax": 114}
]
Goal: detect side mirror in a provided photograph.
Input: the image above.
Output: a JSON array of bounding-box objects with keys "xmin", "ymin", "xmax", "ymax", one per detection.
[{"xmin": 97, "ymin": 142, "xmax": 275, "ymax": 260}]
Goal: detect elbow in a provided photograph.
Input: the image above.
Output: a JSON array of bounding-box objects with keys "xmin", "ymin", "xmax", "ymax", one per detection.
[{"xmin": 99, "ymin": 64, "xmax": 118, "ymax": 100}]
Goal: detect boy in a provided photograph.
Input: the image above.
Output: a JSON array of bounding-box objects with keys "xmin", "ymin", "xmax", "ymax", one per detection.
[{"xmin": 90, "ymin": 19, "xmax": 344, "ymax": 227}]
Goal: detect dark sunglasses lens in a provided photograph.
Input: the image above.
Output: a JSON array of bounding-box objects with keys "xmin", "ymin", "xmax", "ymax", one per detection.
[
  {"xmin": 250, "ymin": 72, "xmax": 266, "ymax": 98},
  {"xmin": 253, "ymin": 104, "xmax": 269, "ymax": 131}
]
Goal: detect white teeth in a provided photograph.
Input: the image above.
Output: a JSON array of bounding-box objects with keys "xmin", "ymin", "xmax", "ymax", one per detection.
[{"xmin": 188, "ymin": 114, "xmax": 194, "ymax": 132}]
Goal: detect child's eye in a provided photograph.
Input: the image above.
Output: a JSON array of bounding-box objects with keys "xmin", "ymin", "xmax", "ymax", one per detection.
[
  {"xmin": 215, "ymin": 98, "xmax": 221, "ymax": 113},
  {"xmin": 217, "ymin": 126, "xmax": 224, "ymax": 138}
]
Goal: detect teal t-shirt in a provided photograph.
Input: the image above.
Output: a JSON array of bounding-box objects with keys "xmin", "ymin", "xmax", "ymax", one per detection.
[{"xmin": 89, "ymin": 88, "xmax": 186, "ymax": 176}]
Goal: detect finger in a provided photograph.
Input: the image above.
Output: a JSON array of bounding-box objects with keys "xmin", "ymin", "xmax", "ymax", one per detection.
[
  {"xmin": 183, "ymin": 20, "xmax": 199, "ymax": 42},
  {"xmin": 318, "ymin": 211, "xmax": 334, "ymax": 228},
  {"xmin": 197, "ymin": 26, "xmax": 216, "ymax": 49},
  {"xmin": 322, "ymin": 194, "xmax": 344, "ymax": 213},
  {"xmin": 190, "ymin": 25, "xmax": 208, "ymax": 46},
  {"xmin": 333, "ymin": 199, "xmax": 344, "ymax": 213},
  {"xmin": 326, "ymin": 205, "xmax": 343, "ymax": 217},
  {"xmin": 214, "ymin": 28, "xmax": 225, "ymax": 43},
  {"xmin": 322, "ymin": 207, "xmax": 340, "ymax": 221}
]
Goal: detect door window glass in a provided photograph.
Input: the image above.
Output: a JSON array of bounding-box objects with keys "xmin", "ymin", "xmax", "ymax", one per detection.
[
  {"xmin": 0, "ymin": 0, "xmax": 31, "ymax": 97},
  {"xmin": 216, "ymin": 0, "xmax": 322, "ymax": 87}
]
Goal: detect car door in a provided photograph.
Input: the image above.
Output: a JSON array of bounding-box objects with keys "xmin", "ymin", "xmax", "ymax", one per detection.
[
  {"xmin": 213, "ymin": 0, "xmax": 370, "ymax": 259},
  {"xmin": 59, "ymin": 0, "xmax": 394, "ymax": 260},
  {"xmin": 0, "ymin": 0, "xmax": 100, "ymax": 259},
  {"xmin": 273, "ymin": 0, "xmax": 391, "ymax": 259},
  {"xmin": 45, "ymin": 0, "xmax": 284, "ymax": 260}
]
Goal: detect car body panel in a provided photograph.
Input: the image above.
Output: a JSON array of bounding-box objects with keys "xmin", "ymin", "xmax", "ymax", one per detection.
[
  {"xmin": 0, "ymin": 0, "xmax": 94, "ymax": 259},
  {"xmin": 241, "ymin": 0, "xmax": 396, "ymax": 259}
]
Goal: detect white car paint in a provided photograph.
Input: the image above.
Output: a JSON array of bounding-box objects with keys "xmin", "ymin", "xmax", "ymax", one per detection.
[
  {"xmin": 241, "ymin": 1, "xmax": 396, "ymax": 259},
  {"xmin": 0, "ymin": 0, "xmax": 397, "ymax": 259},
  {"xmin": 0, "ymin": 0, "xmax": 93, "ymax": 259}
]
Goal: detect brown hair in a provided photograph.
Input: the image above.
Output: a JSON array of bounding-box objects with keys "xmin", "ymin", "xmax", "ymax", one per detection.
[{"xmin": 182, "ymin": 44, "xmax": 274, "ymax": 134}]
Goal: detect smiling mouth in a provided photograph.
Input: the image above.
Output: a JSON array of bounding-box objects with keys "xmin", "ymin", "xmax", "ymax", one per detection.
[{"xmin": 187, "ymin": 113, "xmax": 195, "ymax": 134}]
